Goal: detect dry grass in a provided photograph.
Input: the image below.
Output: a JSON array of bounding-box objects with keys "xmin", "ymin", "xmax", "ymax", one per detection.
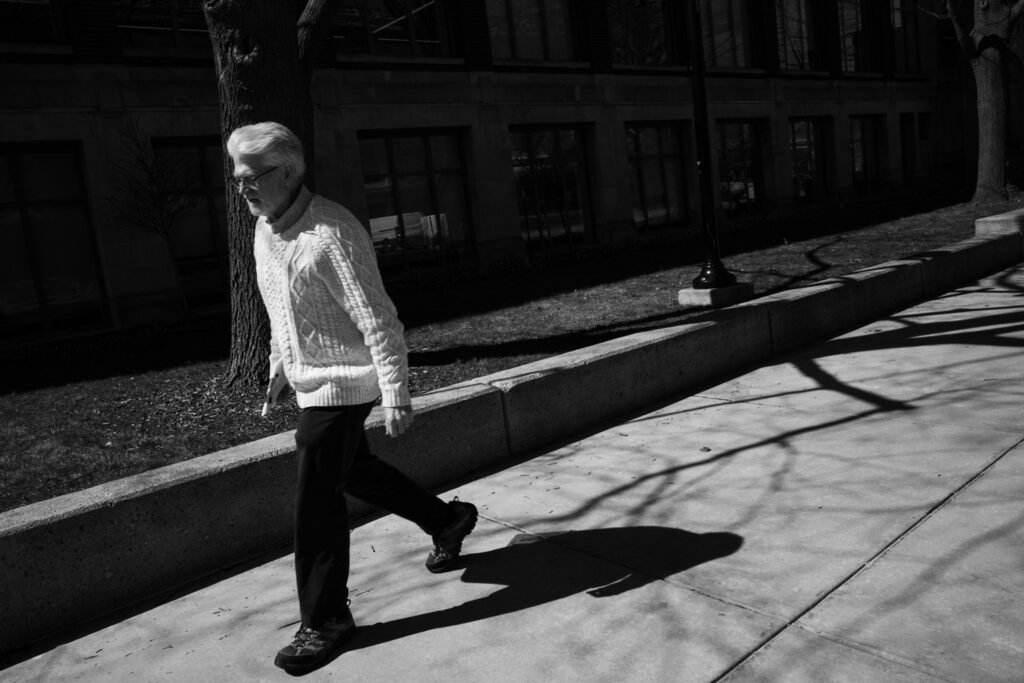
[{"xmin": 1, "ymin": 194, "xmax": 1020, "ymax": 513}]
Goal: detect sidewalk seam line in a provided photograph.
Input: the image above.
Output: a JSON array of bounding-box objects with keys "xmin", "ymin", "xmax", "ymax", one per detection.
[
  {"xmin": 786, "ymin": 623, "xmax": 963, "ymax": 683},
  {"xmin": 711, "ymin": 434, "xmax": 1024, "ymax": 682}
]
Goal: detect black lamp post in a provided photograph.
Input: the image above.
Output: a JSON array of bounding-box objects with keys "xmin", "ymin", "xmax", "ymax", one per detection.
[{"xmin": 687, "ymin": 0, "xmax": 737, "ymax": 289}]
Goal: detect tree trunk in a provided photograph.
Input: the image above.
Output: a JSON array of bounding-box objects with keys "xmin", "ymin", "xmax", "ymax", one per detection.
[
  {"xmin": 203, "ymin": 0, "xmax": 315, "ymax": 386},
  {"xmin": 968, "ymin": 0, "xmax": 1023, "ymax": 203},
  {"xmin": 972, "ymin": 50, "xmax": 1009, "ymax": 202}
]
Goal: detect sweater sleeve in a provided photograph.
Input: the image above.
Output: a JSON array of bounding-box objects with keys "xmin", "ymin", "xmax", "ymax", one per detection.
[
  {"xmin": 268, "ymin": 325, "xmax": 284, "ymax": 382},
  {"xmin": 316, "ymin": 213, "xmax": 411, "ymax": 407}
]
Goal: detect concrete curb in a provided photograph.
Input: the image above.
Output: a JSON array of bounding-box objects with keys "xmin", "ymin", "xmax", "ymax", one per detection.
[{"xmin": 2, "ymin": 208, "xmax": 1022, "ymax": 659}]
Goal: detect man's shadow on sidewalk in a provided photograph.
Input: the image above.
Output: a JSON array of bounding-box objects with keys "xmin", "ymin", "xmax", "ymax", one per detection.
[{"xmin": 345, "ymin": 526, "xmax": 742, "ymax": 654}]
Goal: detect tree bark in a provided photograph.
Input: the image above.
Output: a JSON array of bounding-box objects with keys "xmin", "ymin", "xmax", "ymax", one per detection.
[
  {"xmin": 967, "ymin": 0, "xmax": 1024, "ymax": 203},
  {"xmin": 935, "ymin": 1, "xmax": 1023, "ymax": 202},
  {"xmin": 203, "ymin": 0, "xmax": 336, "ymax": 386},
  {"xmin": 972, "ymin": 46, "xmax": 1009, "ymax": 202}
]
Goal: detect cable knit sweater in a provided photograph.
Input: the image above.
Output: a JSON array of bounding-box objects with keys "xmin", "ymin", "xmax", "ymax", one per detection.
[{"xmin": 254, "ymin": 186, "xmax": 411, "ymax": 409}]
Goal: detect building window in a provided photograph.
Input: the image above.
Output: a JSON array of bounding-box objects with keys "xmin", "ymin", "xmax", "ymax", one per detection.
[
  {"xmin": 776, "ymin": 0, "xmax": 825, "ymax": 70},
  {"xmin": 485, "ymin": 0, "xmax": 576, "ymax": 61},
  {"xmin": 332, "ymin": 0, "xmax": 455, "ymax": 57},
  {"xmin": 625, "ymin": 123, "xmax": 688, "ymax": 230},
  {"xmin": 849, "ymin": 115, "xmax": 884, "ymax": 195},
  {"xmin": 114, "ymin": 0, "xmax": 210, "ymax": 53},
  {"xmin": 701, "ymin": 0, "xmax": 758, "ymax": 68},
  {"xmin": 358, "ymin": 131, "xmax": 473, "ymax": 270},
  {"xmin": 790, "ymin": 118, "xmax": 832, "ymax": 205},
  {"xmin": 0, "ymin": 144, "xmax": 107, "ymax": 337},
  {"xmin": 150, "ymin": 137, "xmax": 229, "ymax": 308},
  {"xmin": 0, "ymin": 0, "xmax": 63, "ymax": 43},
  {"xmin": 607, "ymin": 0, "xmax": 682, "ymax": 66},
  {"xmin": 510, "ymin": 126, "xmax": 591, "ymax": 252},
  {"xmin": 891, "ymin": 0, "xmax": 921, "ymax": 74},
  {"xmin": 716, "ymin": 121, "xmax": 764, "ymax": 218},
  {"xmin": 838, "ymin": 0, "xmax": 884, "ymax": 73}
]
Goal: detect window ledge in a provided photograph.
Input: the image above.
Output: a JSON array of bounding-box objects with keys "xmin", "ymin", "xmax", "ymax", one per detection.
[
  {"xmin": 122, "ymin": 46, "xmax": 210, "ymax": 58},
  {"xmin": 0, "ymin": 43, "xmax": 71, "ymax": 56},
  {"xmin": 492, "ymin": 59, "xmax": 591, "ymax": 69},
  {"xmin": 705, "ymin": 67, "xmax": 768, "ymax": 76},
  {"xmin": 610, "ymin": 63, "xmax": 688, "ymax": 74},
  {"xmin": 777, "ymin": 69, "xmax": 832, "ymax": 77},
  {"xmin": 333, "ymin": 54, "xmax": 465, "ymax": 68},
  {"xmin": 840, "ymin": 71, "xmax": 887, "ymax": 79}
]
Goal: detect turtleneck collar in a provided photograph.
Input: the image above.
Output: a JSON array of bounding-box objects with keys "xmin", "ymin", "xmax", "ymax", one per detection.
[{"xmin": 266, "ymin": 186, "xmax": 313, "ymax": 234}]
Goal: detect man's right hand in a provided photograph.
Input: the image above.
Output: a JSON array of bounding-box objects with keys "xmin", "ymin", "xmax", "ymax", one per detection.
[{"xmin": 262, "ymin": 363, "xmax": 290, "ymax": 416}]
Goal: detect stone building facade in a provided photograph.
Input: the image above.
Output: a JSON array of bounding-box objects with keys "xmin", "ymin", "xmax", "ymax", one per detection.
[{"xmin": 0, "ymin": 1, "xmax": 977, "ymax": 341}]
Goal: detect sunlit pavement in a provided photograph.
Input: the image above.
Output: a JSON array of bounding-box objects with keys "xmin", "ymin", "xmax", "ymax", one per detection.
[{"xmin": 9, "ymin": 265, "xmax": 1024, "ymax": 682}]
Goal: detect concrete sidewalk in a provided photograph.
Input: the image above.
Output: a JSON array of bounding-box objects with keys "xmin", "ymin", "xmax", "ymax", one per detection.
[{"xmin": 8, "ymin": 264, "xmax": 1024, "ymax": 682}]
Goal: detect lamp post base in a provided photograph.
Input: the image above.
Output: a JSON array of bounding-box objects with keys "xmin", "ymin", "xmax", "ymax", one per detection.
[{"xmin": 678, "ymin": 282, "xmax": 754, "ymax": 309}]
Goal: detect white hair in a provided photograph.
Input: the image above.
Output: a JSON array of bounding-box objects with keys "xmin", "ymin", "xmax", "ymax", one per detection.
[{"xmin": 226, "ymin": 121, "xmax": 306, "ymax": 181}]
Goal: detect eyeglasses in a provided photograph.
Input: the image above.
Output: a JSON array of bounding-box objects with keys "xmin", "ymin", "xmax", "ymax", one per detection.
[{"xmin": 233, "ymin": 166, "xmax": 279, "ymax": 191}]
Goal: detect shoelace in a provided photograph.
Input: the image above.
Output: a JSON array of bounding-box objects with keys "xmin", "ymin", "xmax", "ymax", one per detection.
[{"xmin": 293, "ymin": 626, "xmax": 320, "ymax": 646}]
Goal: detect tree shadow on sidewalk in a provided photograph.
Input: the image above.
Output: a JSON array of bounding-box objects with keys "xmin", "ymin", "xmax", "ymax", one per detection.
[{"xmin": 342, "ymin": 526, "xmax": 741, "ymax": 657}]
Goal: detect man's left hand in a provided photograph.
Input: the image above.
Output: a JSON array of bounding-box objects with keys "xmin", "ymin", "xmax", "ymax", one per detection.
[{"xmin": 384, "ymin": 405, "xmax": 414, "ymax": 438}]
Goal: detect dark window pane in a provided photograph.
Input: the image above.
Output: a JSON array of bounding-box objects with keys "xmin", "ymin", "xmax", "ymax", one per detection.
[
  {"xmin": 0, "ymin": 207, "xmax": 35, "ymax": 288},
  {"xmin": 639, "ymin": 128, "xmax": 660, "ymax": 156},
  {"xmin": 717, "ymin": 121, "xmax": 762, "ymax": 215},
  {"xmin": 487, "ymin": 0, "xmax": 575, "ymax": 61},
  {"xmin": 334, "ymin": 4, "xmax": 371, "ymax": 53},
  {"xmin": 625, "ymin": 123, "xmax": 687, "ymax": 231},
  {"xmin": 28, "ymin": 204, "xmax": 102, "ymax": 307},
  {"xmin": 203, "ymin": 146, "xmax": 226, "ymax": 191},
  {"xmin": 0, "ymin": 160, "xmax": 14, "ymax": 204},
  {"xmin": 0, "ymin": 0, "xmax": 59, "ymax": 43},
  {"xmin": 664, "ymin": 157, "xmax": 683, "ymax": 221},
  {"xmin": 0, "ymin": 145, "xmax": 107, "ymax": 334},
  {"xmin": 777, "ymin": 0, "xmax": 820, "ymax": 69},
  {"xmin": 393, "ymin": 136, "xmax": 427, "ymax": 175},
  {"xmin": 17, "ymin": 151, "xmax": 82, "ymax": 201},
  {"xmin": 411, "ymin": 0, "xmax": 444, "ymax": 56},
  {"xmin": 359, "ymin": 138, "xmax": 390, "ymax": 177},
  {"xmin": 625, "ymin": 127, "xmax": 639, "ymax": 157},
  {"xmin": 368, "ymin": 0, "xmax": 416, "ymax": 57},
  {"xmin": 149, "ymin": 137, "xmax": 229, "ymax": 306},
  {"xmin": 511, "ymin": 126, "xmax": 590, "ymax": 252},
  {"xmin": 545, "ymin": 0, "xmax": 572, "ymax": 61},
  {"xmin": 334, "ymin": 0, "xmax": 453, "ymax": 57},
  {"xmin": 512, "ymin": 0, "xmax": 543, "ymax": 60},
  {"xmin": 642, "ymin": 158, "xmax": 666, "ymax": 226},
  {"xmin": 361, "ymin": 131, "xmax": 473, "ymax": 264},
  {"xmin": 628, "ymin": 157, "xmax": 643, "ymax": 224},
  {"xmin": 702, "ymin": 0, "xmax": 754, "ymax": 68},
  {"xmin": 429, "ymin": 135, "xmax": 462, "ymax": 171},
  {"xmin": 610, "ymin": 0, "xmax": 670, "ymax": 65},
  {"xmin": 433, "ymin": 172, "xmax": 470, "ymax": 246},
  {"xmin": 486, "ymin": 0, "xmax": 513, "ymax": 58},
  {"xmin": 0, "ymin": 209, "xmax": 40, "ymax": 319},
  {"xmin": 169, "ymin": 204, "xmax": 216, "ymax": 260}
]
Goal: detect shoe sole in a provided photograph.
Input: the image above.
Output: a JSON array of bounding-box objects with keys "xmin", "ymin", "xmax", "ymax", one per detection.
[
  {"xmin": 426, "ymin": 505, "xmax": 478, "ymax": 573},
  {"xmin": 274, "ymin": 627, "xmax": 356, "ymax": 675}
]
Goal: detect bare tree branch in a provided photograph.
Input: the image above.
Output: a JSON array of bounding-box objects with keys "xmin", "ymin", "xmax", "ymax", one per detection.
[
  {"xmin": 921, "ymin": 0, "xmax": 976, "ymax": 56},
  {"xmin": 297, "ymin": 0, "xmax": 341, "ymax": 79},
  {"xmin": 1010, "ymin": 0, "xmax": 1024, "ymax": 25}
]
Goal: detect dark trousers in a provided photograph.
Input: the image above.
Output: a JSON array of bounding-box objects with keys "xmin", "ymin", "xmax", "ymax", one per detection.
[{"xmin": 293, "ymin": 403, "xmax": 452, "ymax": 628}]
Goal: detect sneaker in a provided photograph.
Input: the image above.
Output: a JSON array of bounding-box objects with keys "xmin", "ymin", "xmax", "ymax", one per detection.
[
  {"xmin": 425, "ymin": 499, "xmax": 478, "ymax": 573},
  {"xmin": 274, "ymin": 608, "xmax": 355, "ymax": 675}
]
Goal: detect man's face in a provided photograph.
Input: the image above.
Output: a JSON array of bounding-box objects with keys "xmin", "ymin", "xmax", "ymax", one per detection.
[{"xmin": 230, "ymin": 152, "xmax": 293, "ymax": 219}]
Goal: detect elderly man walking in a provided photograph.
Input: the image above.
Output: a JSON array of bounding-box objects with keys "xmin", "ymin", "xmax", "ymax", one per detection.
[{"xmin": 225, "ymin": 121, "xmax": 477, "ymax": 675}]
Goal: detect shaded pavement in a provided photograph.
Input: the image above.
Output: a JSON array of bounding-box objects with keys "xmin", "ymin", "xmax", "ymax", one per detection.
[{"xmin": 8, "ymin": 264, "xmax": 1024, "ymax": 682}]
